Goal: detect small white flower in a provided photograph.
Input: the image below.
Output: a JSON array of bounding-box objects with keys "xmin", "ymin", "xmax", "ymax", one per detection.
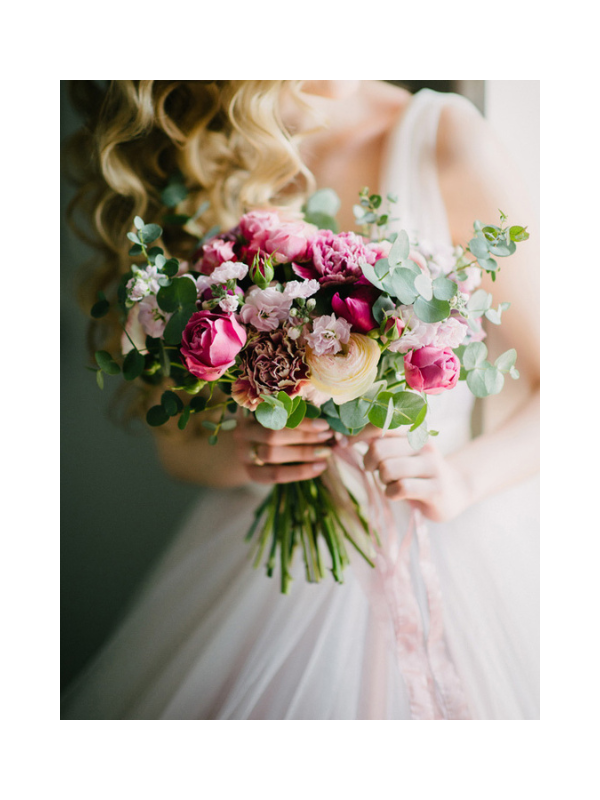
[
  {"xmin": 283, "ymin": 279, "xmax": 320, "ymax": 299},
  {"xmin": 211, "ymin": 260, "xmax": 249, "ymax": 283},
  {"xmin": 218, "ymin": 294, "xmax": 241, "ymax": 313}
]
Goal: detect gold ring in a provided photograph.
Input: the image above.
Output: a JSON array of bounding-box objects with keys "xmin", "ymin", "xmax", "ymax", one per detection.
[{"xmin": 250, "ymin": 443, "xmax": 265, "ymax": 467}]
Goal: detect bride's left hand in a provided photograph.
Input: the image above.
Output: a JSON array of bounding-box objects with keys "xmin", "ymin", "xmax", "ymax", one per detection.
[{"xmin": 349, "ymin": 426, "xmax": 473, "ymax": 523}]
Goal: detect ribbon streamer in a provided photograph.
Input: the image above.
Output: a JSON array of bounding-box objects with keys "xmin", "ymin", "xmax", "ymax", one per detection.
[{"xmin": 333, "ymin": 444, "xmax": 471, "ymax": 720}]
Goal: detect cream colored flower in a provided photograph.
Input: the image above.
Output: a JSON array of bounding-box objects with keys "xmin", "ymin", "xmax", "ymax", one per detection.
[{"xmin": 306, "ymin": 333, "xmax": 381, "ymax": 404}]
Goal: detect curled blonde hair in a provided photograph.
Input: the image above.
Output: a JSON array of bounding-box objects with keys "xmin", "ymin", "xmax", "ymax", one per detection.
[{"xmin": 67, "ymin": 80, "xmax": 316, "ymax": 340}]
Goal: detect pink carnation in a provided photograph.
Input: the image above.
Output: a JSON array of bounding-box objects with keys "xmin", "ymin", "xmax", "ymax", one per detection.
[{"xmin": 197, "ymin": 238, "xmax": 237, "ymax": 275}]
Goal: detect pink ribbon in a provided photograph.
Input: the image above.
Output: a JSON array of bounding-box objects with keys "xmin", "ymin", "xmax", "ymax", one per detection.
[{"xmin": 333, "ymin": 445, "xmax": 471, "ymax": 720}]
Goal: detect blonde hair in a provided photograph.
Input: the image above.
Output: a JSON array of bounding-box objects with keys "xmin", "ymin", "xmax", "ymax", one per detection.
[{"xmin": 67, "ymin": 80, "xmax": 316, "ymax": 336}]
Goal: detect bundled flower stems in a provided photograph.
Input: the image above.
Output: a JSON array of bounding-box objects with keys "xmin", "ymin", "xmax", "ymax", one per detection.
[{"xmin": 90, "ymin": 188, "xmax": 528, "ymax": 593}]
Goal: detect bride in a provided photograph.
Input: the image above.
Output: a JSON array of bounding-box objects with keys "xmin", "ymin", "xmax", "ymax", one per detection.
[{"xmin": 62, "ymin": 80, "xmax": 539, "ymax": 720}]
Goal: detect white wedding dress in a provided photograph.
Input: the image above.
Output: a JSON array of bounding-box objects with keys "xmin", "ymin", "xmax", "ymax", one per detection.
[{"xmin": 62, "ymin": 90, "xmax": 540, "ymax": 720}]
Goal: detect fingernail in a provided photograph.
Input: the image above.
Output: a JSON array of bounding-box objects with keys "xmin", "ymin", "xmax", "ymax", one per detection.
[
  {"xmin": 334, "ymin": 433, "xmax": 349, "ymax": 447},
  {"xmin": 317, "ymin": 430, "xmax": 333, "ymax": 440},
  {"xmin": 312, "ymin": 461, "xmax": 327, "ymax": 472},
  {"xmin": 308, "ymin": 419, "xmax": 330, "ymax": 431},
  {"xmin": 314, "ymin": 447, "xmax": 332, "ymax": 458}
]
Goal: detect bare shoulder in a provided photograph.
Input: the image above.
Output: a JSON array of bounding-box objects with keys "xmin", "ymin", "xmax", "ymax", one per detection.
[{"xmin": 364, "ymin": 80, "xmax": 412, "ymax": 125}]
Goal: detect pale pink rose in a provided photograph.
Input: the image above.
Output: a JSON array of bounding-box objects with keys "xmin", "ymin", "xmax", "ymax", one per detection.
[
  {"xmin": 304, "ymin": 314, "xmax": 352, "ymax": 356},
  {"xmin": 180, "ymin": 310, "xmax": 247, "ymax": 381},
  {"xmin": 416, "ymin": 240, "xmax": 455, "ymax": 277},
  {"xmin": 408, "ymin": 249, "xmax": 429, "ymax": 273},
  {"xmin": 197, "ymin": 238, "xmax": 236, "ymax": 274},
  {"xmin": 404, "ymin": 346, "xmax": 460, "ymax": 395},
  {"xmin": 211, "ymin": 261, "xmax": 249, "ymax": 283},
  {"xmin": 239, "ymin": 209, "xmax": 281, "ymax": 249},
  {"xmin": 283, "ymin": 279, "xmax": 320, "ymax": 299},
  {"xmin": 387, "ymin": 305, "xmax": 440, "ymax": 353},
  {"xmin": 239, "ymin": 286, "xmax": 293, "ymax": 331},
  {"xmin": 365, "ymin": 239, "xmax": 392, "ymax": 263},
  {"xmin": 264, "ymin": 221, "xmax": 311, "ymax": 263},
  {"xmin": 433, "ymin": 317, "xmax": 467, "ymax": 349}
]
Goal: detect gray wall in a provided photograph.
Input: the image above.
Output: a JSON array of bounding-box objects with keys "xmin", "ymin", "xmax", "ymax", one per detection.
[{"xmin": 60, "ymin": 83, "xmax": 202, "ymax": 690}]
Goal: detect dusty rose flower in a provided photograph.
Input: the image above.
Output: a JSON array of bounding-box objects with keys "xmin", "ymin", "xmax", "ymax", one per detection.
[
  {"xmin": 293, "ymin": 230, "xmax": 373, "ymax": 285},
  {"xmin": 331, "ymin": 284, "xmax": 380, "ymax": 333},
  {"xmin": 197, "ymin": 238, "xmax": 237, "ymax": 274},
  {"xmin": 365, "ymin": 239, "xmax": 392, "ymax": 263},
  {"xmin": 404, "ymin": 347, "xmax": 460, "ymax": 395},
  {"xmin": 232, "ymin": 329, "xmax": 309, "ymax": 411},
  {"xmin": 239, "ymin": 286, "xmax": 292, "ymax": 331},
  {"xmin": 180, "ymin": 310, "xmax": 247, "ymax": 381},
  {"xmin": 304, "ymin": 314, "xmax": 352, "ymax": 356},
  {"xmin": 239, "ymin": 209, "xmax": 281, "ymax": 248}
]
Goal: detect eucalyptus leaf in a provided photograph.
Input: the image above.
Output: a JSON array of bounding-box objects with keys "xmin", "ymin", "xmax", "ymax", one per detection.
[
  {"xmin": 466, "ymin": 369, "xmax": 489, "ymax": 398},
  {"xmin": 462, "ymin": 341, "xmax": 488, "ymax": 370},
  {"xmin": 467, "ymin": 289, "xmax": 493, "ymax": 316},
  {"xmin": 485, "ymin": 308, "xmax": 502, "ymax": 325},
  {"xmin": 484, "ymin": 367, "xmax": 505, "ymax": 395},
  {"xmin": 161, "ymin": 391, "xmax": 182, "ymax": 417},
  {"xmin": 414, "ymin": 296, "xmax": 450, "ymax": 324},
  {"xmin": 134, "ymin": 216, "xmax": 145, "ymax": 230},
  {"xmin": 495, "ymin": 348, "xmax": 517, "ymax": 372},
  {"xmin": 469, "ymin": 236, "xmax": 489, "ymax": 259},
  {"xmin": 388, "ymin": 230, "xmax": 410, "ymax": 267},
  {"xmin": 477, "ymin": 257, "xmax": 498, "ymax": 272},
  {"xmin": 372, "ymin": 294, "xmax": 395, "ymax": 324},
  {"xmin": 127, "ymin": 232, "xmax": 140, "ymax": 244},
  {"xmin": 96, "ymin": 370, "xmax": 104, "ymax": 390},
  {"xmin": 255, "ymin": 402, "xmax": 288, "ymax": 430},
  {"xmin": 139, "ymin": 223, "xmax": 162, "ymax": 244},
  {"xmin": 414, "ymin": 272, "xmax": 433, "ymax": 301},
  {"xmin": 339, "ymin": 397, "xmax": 371, "ymax": 430},
  {"xmin": 360, "ymin": 260, "xmax": 385, "ymax": 290},
  {"xmin": 91, "ymin": 299, "xmax": 110, "ymax": 319},
  {"xmin": 306, "ymin": 188, "xmax": 341, "ymax": 218},
  {"xmin": 386, "ymin": 268, "xmax": 417, "ymax": 304},
  {"xmin": 146, "ymin": 405, "xmax": 169, "ymax": 426},
  {"xmin": 432, "ymin": 275, "xmax": 458, "ymax": 301},
  {"xmin": 95, "ymin": 350, "xmax": 120, "ymax": 375},
  {"xmin": 221, "ymin": 419, "xmax": 238, "ymax": 431},
  {"xmin": 178, "ymin": 406, "xmax": 191, "ymax": 430},
  {"xmin": 123, "ymin": 348, "xmax": 145, "ymax": 381}
]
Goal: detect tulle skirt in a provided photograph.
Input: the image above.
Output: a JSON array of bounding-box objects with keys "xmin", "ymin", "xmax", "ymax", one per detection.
[{"xmin": 61, "ymin": 471, "xmax": 539, "ymax": 720}]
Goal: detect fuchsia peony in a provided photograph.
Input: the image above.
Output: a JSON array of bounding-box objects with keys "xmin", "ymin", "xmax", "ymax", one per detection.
[
  {"xmin": 331, "ymin": 284, "xmax": 380, "ymax": 333},
  {"xmin": 403, "ymin": 346, "xmax": 460, "ymax": 395},
  {"xmin": 180, "ymin": 311, "xmax": 247, "ymax": 381}
]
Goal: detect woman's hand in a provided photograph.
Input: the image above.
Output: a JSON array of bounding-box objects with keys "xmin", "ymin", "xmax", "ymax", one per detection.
[
  {"xmin": 233, "ymin": 415, "xmax": 334, "ymax": 484},
  {"xmin": 352, "ymin": 426, "xmax": 474, "ymax": 523}
]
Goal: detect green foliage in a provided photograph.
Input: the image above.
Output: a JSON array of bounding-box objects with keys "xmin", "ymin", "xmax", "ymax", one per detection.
[
  {"xmin": 161, "ymin": 391, "xmax": 183, "ymax": 417},
  {"xmin": 157, "ymin": 277, "xmax": 198, "ymax": 345},
  {"xmin": 178, "ymin": 406, "xmax": 191, "ymax": 430},
  {"xmin": 94, "ymin": 350, "xmax": 120, "ymax": 375},
  {"xmin": 286, "ymin": 397, "xmax": 307, "ymax": 429},
  {"xmin": 123, "ymin": 348, "xmax": 145, "ymax": 381},
  {"xmin": 161, "ymin": 174, "xmax": 188, "ymax": 209},
  {"xmin": 368, "ymin": 391, "xmax": 426, "ymax": 429},
  {"xmin": 146, "ymin": 405, "xmax": 169, "ymax": 426},
  {"xmin": 304, "ymin": 189, "xmax": 341, "ymax": 232},
  {"xmin": 414, "ymin": 296, "xmax": 450, "ymax": 323},
  {"xmin": 432, "ymin": 275, "xmax": 458, "ymax": 301}
]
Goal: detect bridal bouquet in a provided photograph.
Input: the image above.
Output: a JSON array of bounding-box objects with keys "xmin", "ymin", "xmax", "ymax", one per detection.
[{"xmin": 90, "ymin": 188, "xmax": 528, "ymax": 593}]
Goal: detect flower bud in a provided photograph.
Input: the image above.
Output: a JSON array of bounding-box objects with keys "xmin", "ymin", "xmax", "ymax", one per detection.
[{"xmin": 249, "ymin": 252, "xmax": 275, "ymax": 289}]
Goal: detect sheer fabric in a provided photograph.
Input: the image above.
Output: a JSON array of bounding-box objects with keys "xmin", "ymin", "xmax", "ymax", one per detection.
[{"xmin": 62, "ymin": 90, "xmax": 539, "ymax": 720}]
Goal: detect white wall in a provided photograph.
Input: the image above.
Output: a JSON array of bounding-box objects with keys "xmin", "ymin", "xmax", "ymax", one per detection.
[{"xmin": 485, "ymin": 80, "xmax": 540, "ymax": 220}]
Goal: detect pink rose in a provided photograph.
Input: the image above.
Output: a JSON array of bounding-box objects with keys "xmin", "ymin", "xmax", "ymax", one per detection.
[
  {"xmin": 180, "ymin": 310, "xmax": 247, "ymax": 381},
  {"xmin": 331, "ymin": 284, "xmax": 380, "ymax": 333},
  {"xmin": 404, "ymin": 347, "xmax": 460, "ymax": 395},
  {"xmin": 197, "ymin": 238, "xmax": 237, "ymax": 275},
  {"xmin": 239, "ymin": 209, "xmax": 281, "ymax": 248},
  {"xmin": 264, "ymin": 221, "xmax": 311, "ymax": 264}
]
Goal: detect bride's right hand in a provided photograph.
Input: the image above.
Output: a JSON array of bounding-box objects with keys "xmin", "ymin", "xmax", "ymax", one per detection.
[{"xmin": 233, "ymin": 415, "xmax": 334, "ymax": 484}]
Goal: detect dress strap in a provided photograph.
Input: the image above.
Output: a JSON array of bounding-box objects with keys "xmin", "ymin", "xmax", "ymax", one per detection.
[{"xmin": 380, "ymin": 88, "xmax": 477, "ymax": 251}]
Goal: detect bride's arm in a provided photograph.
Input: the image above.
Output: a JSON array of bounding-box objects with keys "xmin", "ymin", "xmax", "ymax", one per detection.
[{"xmin": 360, "ymin": 99, "xmax": 540, "ymax": 521}]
